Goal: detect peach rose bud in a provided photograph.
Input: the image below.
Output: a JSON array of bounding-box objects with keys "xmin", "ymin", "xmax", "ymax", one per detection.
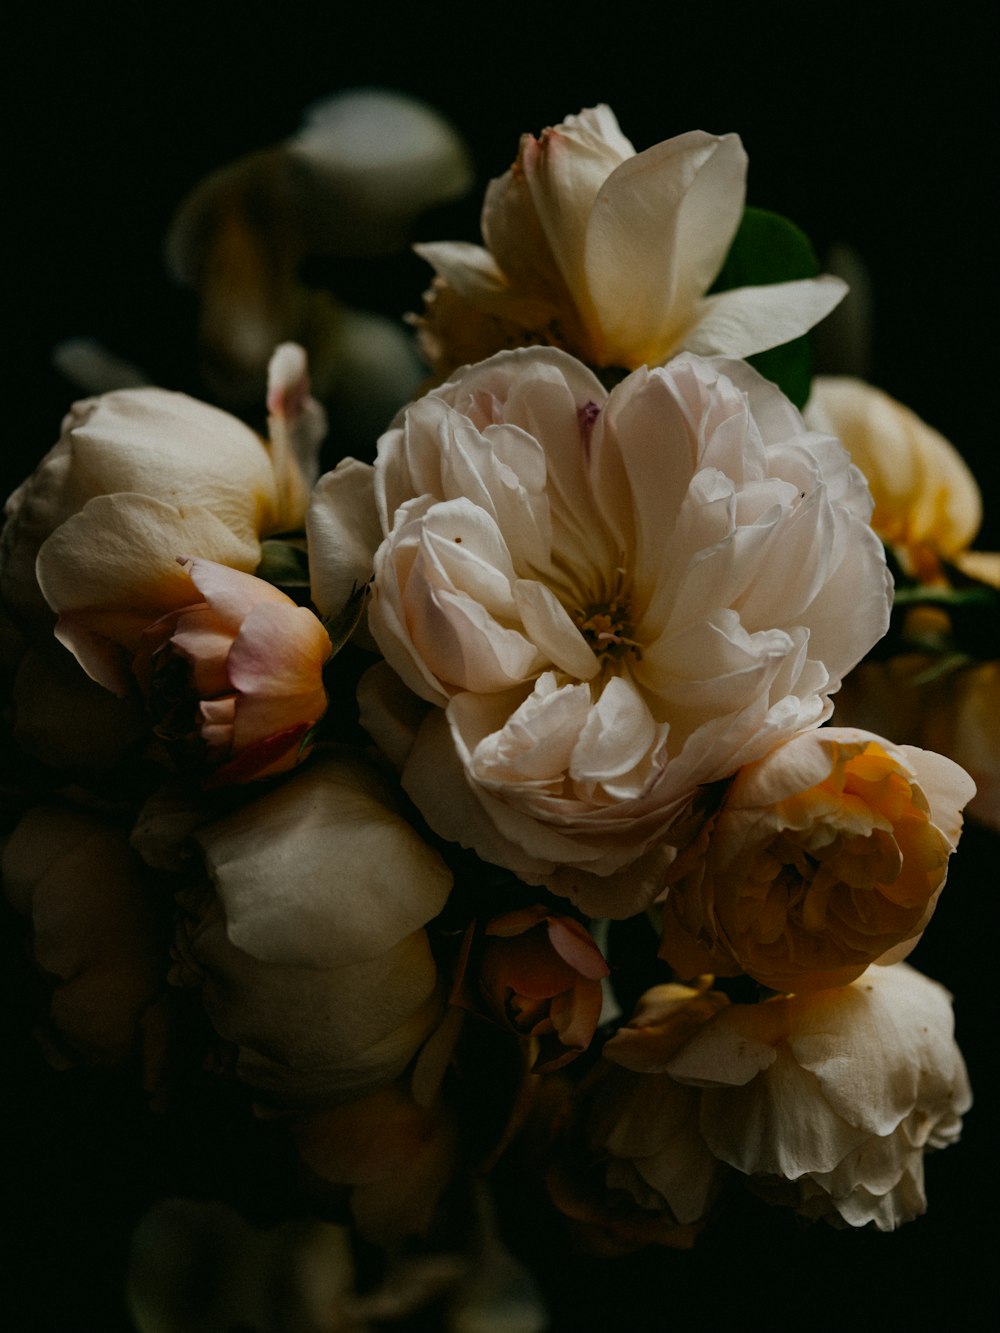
[
  {"xmin": 455, "ymin": 905, "xmax": 609, "ymax": 1072},
  {"xmin": 136, "ymin": 557, "xmax": 331, "ymax": 785}
]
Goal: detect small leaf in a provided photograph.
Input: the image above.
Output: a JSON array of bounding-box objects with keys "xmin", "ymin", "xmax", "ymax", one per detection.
[
  {"xmin": 255, "ymin": 539, "xmax": 311, "ymax": 588},
  {"xmin": 322, "ymin": 581, "xmax": 370, "ymax": 657}
]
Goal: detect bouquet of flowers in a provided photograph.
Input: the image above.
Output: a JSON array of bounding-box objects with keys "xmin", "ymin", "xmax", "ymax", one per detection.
[{"xmin": 3, "ymin": 93, "xmax": 994, "ymax": 1331}]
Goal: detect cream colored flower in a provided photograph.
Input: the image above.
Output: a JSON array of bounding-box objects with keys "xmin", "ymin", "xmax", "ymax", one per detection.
[
  {"xmin": 5, "ymin": 346, "xmax": 323, "ymax": 695},
  {"xmin": 138, "ymin": 749, "xmax": 453, "ymax": 1107},
  {"xmin": 662, "ymin": 727, "xmax": 974, "ymax": 992},
  {"xmin": 666, "ymin": 962, "xmax": 971, "ymax": 1230},
  {"xmin": 415, "ymin": 105, "xmax": 845, "ymax": 376},
  {"xmin": 804, "ymin": 376, "xmax": 982, "ymax": 574},
  {"xmin": 310, "ymin": 347, "xmax": 891, "ymax": 915}
]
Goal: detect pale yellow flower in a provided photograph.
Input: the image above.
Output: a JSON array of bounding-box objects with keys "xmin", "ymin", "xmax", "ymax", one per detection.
[
  {"xmin": 804, "ymin": 376, "xmax": 982, "ymax": 574},
  {"xmin": 416, "ymin": 105, "xmax": 845, "ymax": 375}
]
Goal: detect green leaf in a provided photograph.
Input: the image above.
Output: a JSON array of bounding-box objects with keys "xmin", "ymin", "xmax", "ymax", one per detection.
[
  {"xmin": 322, "ymin": 581, "xmax": 371, "ymax": 658},
  {"xmin": 711, "ymin": 207, "xmax": 821, "ymax": 408},
  {"xmin": 255, "ymin": 539, "xmax": 311, "ymax": 588}
]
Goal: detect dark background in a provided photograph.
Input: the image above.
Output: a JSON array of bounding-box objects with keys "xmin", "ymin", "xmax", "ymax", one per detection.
[{"xmin": 5, "ymin": 4, "xmax": 998, "ymax": 1329}]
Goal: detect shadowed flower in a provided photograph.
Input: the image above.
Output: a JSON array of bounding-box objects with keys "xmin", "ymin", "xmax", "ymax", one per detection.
[
  {"xmin": 546, "ymin": 981, "xmax": 729, "ymax": 1254},
  {"xmin": 454, "ymin": 905, "xmax": 608, "ymax": 1071},
  {"xmin": 310, "ymin": 347, "xmax": 891, "ymax": 915},
  {"xmin": 661, "ymin": 727, "xmax": 974, "ymax": 992},
  {"xmin": 135, "ymin": 749, "xmax": 454, "ymax": 1108},
  {"xmin": 415, "ymin": 105, "xmax": 844, "ymax": 376}
]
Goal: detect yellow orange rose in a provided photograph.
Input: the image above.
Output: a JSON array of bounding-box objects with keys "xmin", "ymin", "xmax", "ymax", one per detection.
[{"xmin": 662, "ymin": 727, "xmax": 975, "ymax": 992}]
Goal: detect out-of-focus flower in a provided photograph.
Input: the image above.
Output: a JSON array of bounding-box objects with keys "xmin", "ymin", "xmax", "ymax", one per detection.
[
  {"xmin": 167, "ymin": 88, "xmax": 472, "ymax": 422},
  {"xmin": 835, "ymin": 655, "xmax": 1000, "ymax": 833},
  {"xmin": 454, "ymin": 905, "xmax": 608, "ymax": 1071},
  {"xmin": 666, "ymin": 962, "xmax": 971, "ymax": 1230},
  {"xmin": 128, "ymin": 1200, "xmax": 366, "ymax": 1333},
  {"xmin": 546, "ymin": 981, "xmax": 729, "ymax": 1254},
  {"xmin": 132, "ymin": 557, "xmax": 331, "ymax": 785},
  {"xmin": 804, "ymin": 376, "xmax": 982, "ymax": 577},
  {"xmin": 415, "ymin": 105, "xmax": 845, "ymax": 377},
  {"xmin": 292, "ymin": 1079, "xmax": 461, "ymax": 1245},
  {"xmin": 137, "ymin": 749, "xmax": 453, "ymax": 1107},
  {"xmin": 662, "ymin": 727, "xmax": 974, "ymax": 992},
  {"xmin": 3, "ymin": 803, "xmax": 167, "ymax": 1074},
  {"xmin": 310, "ymin": 347, "xmax": 891, "ymax": 915}
]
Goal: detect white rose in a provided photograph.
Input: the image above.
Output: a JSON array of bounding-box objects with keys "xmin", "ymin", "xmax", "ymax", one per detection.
[
  {"xmin": 310, "ymin": 347, "xmax": 891, "ymax": 914},
  {"xmin": 666, "ymin": 962, "xmax": 972, "ymax": 1230}
]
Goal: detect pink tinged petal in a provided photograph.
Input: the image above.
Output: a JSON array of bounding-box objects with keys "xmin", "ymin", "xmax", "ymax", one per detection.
[
  {"xmin": 684, "ymin": 276, "xmax": 848, "ymax": 359},
  {"xmin": 545, "ymin": 916, "xmax": 609, "ymax": 980},
  {"xmin": 180, "ymin": 558, "xmax": 291, "ymax": 630},
  {"xmin": 36, "ymin": 493, "xmax": 260, "ymax": 668},
  {"xmin": 265, "ymin": 342, "xmax": 325, "ymax": 495},
  {"xmin": 307, "ymin": 461, "xmax": 382, "ymax": 620},
  {"xmin": 205, "ymin": 723, "xmax": 310, "ymax": 786},
  {"xmin": 585, "ymin": 132, "xmax": 748, "ymax": 365}
]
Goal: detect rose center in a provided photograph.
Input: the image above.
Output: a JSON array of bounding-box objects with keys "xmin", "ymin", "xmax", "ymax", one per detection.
[{"xmin": 572, "ymin": 573, "xmax": 642, "ymax": 664}]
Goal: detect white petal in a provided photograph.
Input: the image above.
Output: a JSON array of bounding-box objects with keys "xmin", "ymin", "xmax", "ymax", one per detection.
[{"xmin": 684, "ymin": 275, "xmax": 848, "ymax": 358}]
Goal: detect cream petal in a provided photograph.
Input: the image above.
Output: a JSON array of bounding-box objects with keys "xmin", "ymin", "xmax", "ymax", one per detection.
[
  {"xmin": 684, "ymin": 276, "xmax": 847, "ymax": 358},
  {"xmin": 585, "ymin": 132, "xmax": 747, "ymax": 365},
  {"xmin": 307, "ymin": 460, "xmax": 381, "ymax": 619},
  {"xmin": 194, "ymin": 753, "xmax": 453, "ymax": 967},
  {"xmin": 513, "ymin": 579, "xmax": 598, "ymax": 680}
]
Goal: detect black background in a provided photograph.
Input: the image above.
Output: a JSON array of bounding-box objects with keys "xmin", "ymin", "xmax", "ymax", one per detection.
[{"xmin": 5, "ymin": 4, "xmax": 998, "ymax": 1329}]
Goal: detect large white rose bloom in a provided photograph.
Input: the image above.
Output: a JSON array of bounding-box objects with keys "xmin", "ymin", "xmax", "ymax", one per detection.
[
  {"xmin": 309, "ymin": 347, "xmax": 892, "ymax": 914},
  {"xmin": 665, "ymin": 963, "xmax": 972, "ymax": 1230}
]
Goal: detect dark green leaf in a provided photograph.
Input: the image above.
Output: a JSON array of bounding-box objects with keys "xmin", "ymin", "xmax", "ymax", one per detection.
[
  {"xmin": 711, "ymin": 207, "xmax": 822, "ymax": 409},
  {"xmin": 255, "ymin": 539, "xmax": 311, "ymax": 588}
]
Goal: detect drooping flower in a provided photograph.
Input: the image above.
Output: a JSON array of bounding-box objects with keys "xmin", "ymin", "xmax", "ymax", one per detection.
[
  {"xmin": 310, "ymin": 347, "xmax": 892, "ymax": 914},
  {"xmin": 545, "ymin": 981, "xmax": 730, "ymax": 1253},
  {"xmin": 453, "ymin": 905, "xmax": 609, "ymax": 1071},
  {"xmin": 804, "ymin": 375, "xmax": 982, "ymax": 576},
  {"xmin": 136, "ymin": 749, "xmax": 454, "ymax": 1108},
  {"xmin": 665, "ymin": 962, "xmax": 972, "ymax": 1231},
  {"xmin": 133, "ymin": 557, "xmax": 331, "ymax": 785},
  {"xmin": 415, "ymin": 105, "xmax": 845, "ymax": 377},
  {"xmin": 661, "ymin": 727, "xmax": 974, "ymax": 992}
]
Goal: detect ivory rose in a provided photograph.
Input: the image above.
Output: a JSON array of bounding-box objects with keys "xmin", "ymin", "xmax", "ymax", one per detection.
[
  {"xmin": 139, "ymin": 750, "xmax": 454, "ymax": 1107},
  {"xmin": 454, "ymin": 905, "xmax": 609, "ymax": 1071},
  {"xmin": 309, "ymin": 347, "xmax": 892, "ymax": 914},
  {"xmin": 1, "ymin": 345, "xmax": 321, "ymax": 689},
  {"xmin": 804, "ymin": 376, "xmax": 982, "ymax": 574},
  {"xmin": 661, "ymin": 727, "xmax": 975, "ymax": 992},
  {"xmin": 665, "ymin": 963, "xmax": 972, "ymax": 1230},
  {"xmin": 134, "ymin": 558, "xmax": 331, "ymax": 785},
  {"xmin": 415, "ymin": 105, "xmax": 845, "ymax": 376}
]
